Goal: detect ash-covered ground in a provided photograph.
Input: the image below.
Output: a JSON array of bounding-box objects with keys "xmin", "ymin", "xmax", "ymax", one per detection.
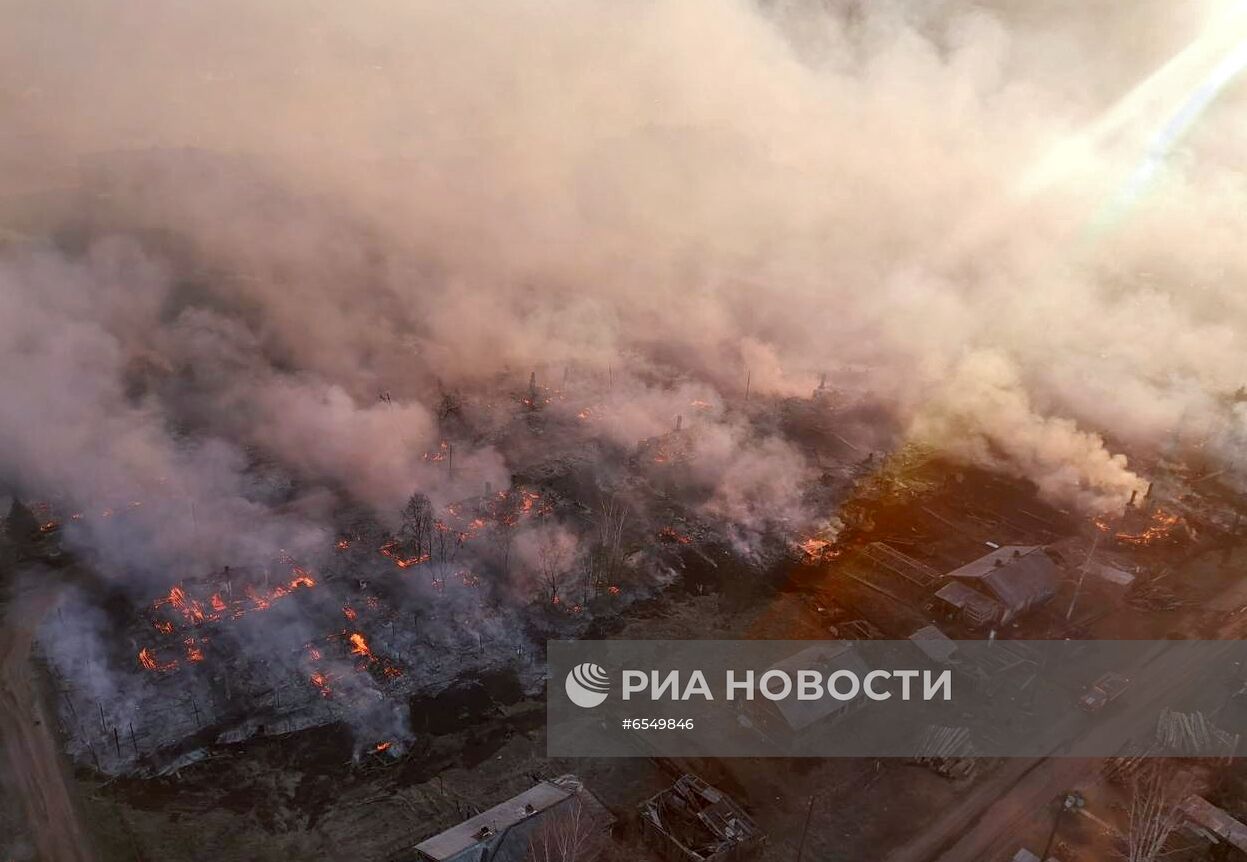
[{"xmin": 21, "ymin": 368, "xmax": 881, "ymax": 778}]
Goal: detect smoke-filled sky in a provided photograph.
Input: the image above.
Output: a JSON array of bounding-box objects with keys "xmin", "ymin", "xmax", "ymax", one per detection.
[{"xmin": 3, "ymin": 0, "xmax": 1247, "ymax": 581}]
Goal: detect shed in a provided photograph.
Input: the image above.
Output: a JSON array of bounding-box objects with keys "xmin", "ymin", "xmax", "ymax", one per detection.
[
  {"xmin": 934, "ymin": 581, "xmax": 1002, "ymax": 628},
  {"xmin": 909, "ymin": 625, "xmax": 958, "ymax": 663}
]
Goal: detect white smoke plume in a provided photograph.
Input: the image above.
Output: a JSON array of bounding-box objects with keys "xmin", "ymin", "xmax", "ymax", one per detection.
[{"xmin": 4, "ymin": 0, "xmax": 1242, "ymax": 522}]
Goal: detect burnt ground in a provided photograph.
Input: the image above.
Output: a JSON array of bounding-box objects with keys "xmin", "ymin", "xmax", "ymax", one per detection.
[{"xmin": 21, "ymin": 452, "xmax": 1247, "ymax": 862}]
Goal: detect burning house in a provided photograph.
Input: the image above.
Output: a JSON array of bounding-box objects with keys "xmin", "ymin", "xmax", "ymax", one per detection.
[
  {"xmin": 640, "ymin": 774, "xmax": 764, "ymax": 862},
  {"xmin": 414, "ymin": 775, "xmax": 613, "ymax": 862},
  {"xmin": 933, "ymin": 546, "xmax": 1059, "ymax": 627}
]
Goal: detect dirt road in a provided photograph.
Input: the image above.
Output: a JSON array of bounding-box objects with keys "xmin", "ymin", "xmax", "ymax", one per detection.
[
  {"xmin": 885, "ymin": 628, "xmax": 1245, "ymax": 862},
  {"xmin": 0, "ymin": 579, "xmax": 96, "ymax": 862}
]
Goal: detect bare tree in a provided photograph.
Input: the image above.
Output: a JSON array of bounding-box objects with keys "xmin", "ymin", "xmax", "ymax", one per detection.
[
  {"xmin": 535, "ymin": 527, "xmax": 574, "ymax": 605},
  {"xmin": 527, "ymin": 801, "xmax": 602, "ymax": 862},
  {"xmin": 1116, "ymin": 763, "xmax": 1195, "ymax": 862},
  {"xmin": 430, "ymin": 519, "xmax": 463, "ymax": 586},
  {"xmin": 399, "ymin": 491, "xmax": 435, "ymax": 561},
  {"xmin": 593, "ymin": 495, "xmax": 627, "ymax": 593}
]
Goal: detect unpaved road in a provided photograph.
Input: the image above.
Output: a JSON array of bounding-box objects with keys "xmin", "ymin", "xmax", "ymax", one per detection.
[
  {"xmin": 890, "ymin": 643, "xmax": 1225, "ymax": 862},
  {"xmin": 885, "ymin": 620, "xmax": 1247, "ymax": 862},
  {"xmin": 0, "ymin": 579, "xmax": 96, "ymax": 862}
]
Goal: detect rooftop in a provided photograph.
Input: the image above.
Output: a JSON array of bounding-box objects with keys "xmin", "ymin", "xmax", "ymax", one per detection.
[
  {"xmin": 946, "ymin": 546, "xmax": 1059, "ymax": 613},
  {"xmin": 415, "ymin": 781, "xmax": 572, "ymax": 861}
]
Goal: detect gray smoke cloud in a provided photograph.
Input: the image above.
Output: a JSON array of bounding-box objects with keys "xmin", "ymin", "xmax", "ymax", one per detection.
[
  {"xmin": 4, "ymin": 0, "xmax": 1241, "ymax": 518},
  {"xmin": 4, "ymin": 0, "xmax": 1247, "ymax": 766}
]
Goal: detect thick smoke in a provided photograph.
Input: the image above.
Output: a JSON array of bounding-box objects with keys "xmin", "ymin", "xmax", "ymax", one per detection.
[
  {"xmin": 4, "ymin": 0, "xmax": 1247, "ymax": 762},
  {"xmin": 4, "ymin": 0, "xmax": 1242, "ymax": 518}
]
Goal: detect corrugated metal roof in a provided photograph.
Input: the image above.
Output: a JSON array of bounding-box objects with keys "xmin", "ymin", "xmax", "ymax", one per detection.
[
  {"xmin": 1180, "ymin": 795, "xmax": 1247, "ymax": 852},
  {"xmin": 415, "ymin": 782, "xmax": 571, "ymax": 861},
  {"xmin": 1082, "ymin": 559, "xmax": 1135, "ymax": 586},
  {"xmin": 1011, "ymin": 850, "xmax": 1061, "ymax": 862},
  {"xmin": 764, "ymin": 643, "xmax": 871, "ymax": 731},
  {"xmin": 946, "ymin": 546, "xmax": 1059, "ymax": 614},
  {"xmin": 415, "ymin": 776, "xmax": 613, "ymax": 862},
  {"xmin": 934, "ymin": 581, "xmax": 1002, "ymax": 619},
  {"xmin": 909, "ymin": 625, "xmax": 958, "ymax": 663}
]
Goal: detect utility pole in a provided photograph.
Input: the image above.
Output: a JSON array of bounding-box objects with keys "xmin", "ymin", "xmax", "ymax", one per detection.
[
  {"xmin": 795, "ymin": 792, "xmax": 817, "ymax": 862},
  {"xmin": 1040, "ymin": 791, "xmax": 1084, "ymax": 860},
  {"xmin": 1067, "ymin": 532, "xmax": 1099, "ymax": 621},
  {"xmin": 744, "ymin": 368, "xmax": 751, "ymax": 401}
]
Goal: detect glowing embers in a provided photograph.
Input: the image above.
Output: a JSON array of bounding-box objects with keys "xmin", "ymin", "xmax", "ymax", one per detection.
[
  {"xmin": 302, "ymin": 627, "xmax": 404, "ymax": 699},
  {"xmin": 32, "ymin": 498, "xmax": 144, "ymax": 529},
  {"xmin": 1094, "ymin": 506, "xmax": 1188, "ymax": 547},
  {"xmin": 378, "ymin": 538, "xmax": 429, "ymax": 569},
  {"xmin": 348, "ymin": 632, "xmax": 373, "ymax": 660},
  {"xmin": 309, "ymin": 670, "xmax": 333, "ymax": 699},
  {"xmin": 139, "ymin": 557, "xmax": 317, "ymax": 673},
  {"xmin": 184, "ymin": 636, "xmax": 205, "ymax": 663},
  {"xmin": 137, "ymin": 646, "xmax": 178, "ymax": 673},
  {"xmin": 657, "ymin": 526, "xmax": 693, "ymax": 545},
  {"xmin": 422, "ymin": 441, "xmax": 451, "ymax": 463},
  {"xmin": 151, "ymin": 564, "xmax": 316, "ymax": 627},
  {"xmin": 797, "ymin": 537, "xmax": 843, "ymax": 564},
  {"xmin": 1115, "ymin": 507, "xmax": 1185, "ymax": 546}
]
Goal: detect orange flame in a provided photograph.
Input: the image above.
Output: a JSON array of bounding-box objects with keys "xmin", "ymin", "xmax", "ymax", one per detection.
[
  {"xmin": 310, "ymin": 671, "xmax": 333, "ymax": 698},
  {"xmin": 348, "ymin": 632, "xmax": 373, "ymax": 660},
  {"xmin": 658, "ymin": 526, "xmax": 692, "ymax": 544},
  {"xmin": 1115, "ymin": 508, "xmax": 1184, "ymax": 546},
  {"xmin": 138, "ymin": 647, "xmax": 177, "ymax": 672},
  {"xmin": 184, "ymin": 637, "xmax": 204, "ymax": 662},
  {"xmin": 379, "ymin": 538, "xmax": 429, "ymax": 569}
]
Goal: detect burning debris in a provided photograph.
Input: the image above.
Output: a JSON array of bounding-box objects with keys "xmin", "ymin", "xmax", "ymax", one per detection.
[{"xmin": 1113, "ymin": 508, "xmax": 1189, "ymax": 547}]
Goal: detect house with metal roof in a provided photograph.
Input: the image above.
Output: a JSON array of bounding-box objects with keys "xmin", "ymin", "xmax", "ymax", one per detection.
[
  {"xmin": 745, "ymin": 642, "xmax": 871, "ymax": 733},
  {"xmin": 940, "ymin": 545, "xmax": 1059, "ymax": 625},
  {"xmin": 414, "ymin": 775, "xmax": 613, "ymax": 862}
]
